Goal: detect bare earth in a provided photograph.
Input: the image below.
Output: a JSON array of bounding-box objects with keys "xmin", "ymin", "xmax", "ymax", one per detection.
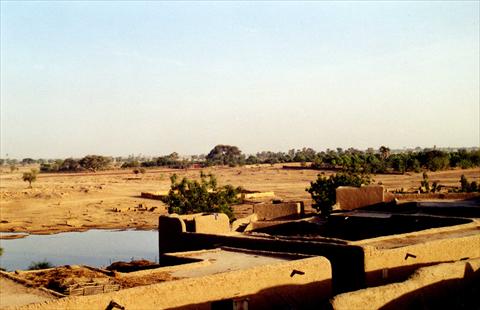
[
  {"xmin": 0, "ymin": 164, "xmax": 479, "ymax": 235},
  {"xmin": 0, "ymin": 277, "xmax": 56, "ymax": 308}
]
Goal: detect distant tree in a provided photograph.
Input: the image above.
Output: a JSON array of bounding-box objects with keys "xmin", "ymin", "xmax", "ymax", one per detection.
[
  {"xmin": 79, "ymin": 155, "xmax": 112, "ymax": 172},
  {"xmin": 206, "ymin": 145, "xmax": 243, "ymax": 166},
  {"xmin": 22, "ymin": 169, "xmax": 38, "ymax": 188},
  {"xmin": 306, "ymin": 172, "xmax": 371, "ymax": 217},
  {"xmin": 59, "ymin": 158, "xmax": 82, "ymax": 172},
  {"xmin": 122, "ymin": 160, "xmax": 140, "ymax": 168},
  {"xmin": 379, "ymin": 146, "xmax": 390, "ymax": 161},
  {"xmin": 245, "ymin": 155, "xmax": 259, "ymax": 165},
  {"xmin": 0, "ymin": 159, "xmax": 4, "ymax": 166},
  {"xmin": 21, "ymin": 158, "xmax": 36, "ymax": 165},
  {"xmin": 460, "ymin": 175, "xmax": 479, "ymax": 193}
]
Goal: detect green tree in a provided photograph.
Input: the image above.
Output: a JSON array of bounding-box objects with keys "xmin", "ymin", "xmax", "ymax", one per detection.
[
  {"xmin": 206, "ymin": 145, "xmax": 243, "ymax": 166},
  {"xmin": 79, "ymin": 155, "xmax": 112, "ymax": 172},
  {"xmin": 162, "ymin": 172, "xmax": 241, "ymax": 219},
  {"xmin": 306, "ymin": 172, "xmax": 371, "ymax": 217},
  {"xmin": 59, "ymin": 158, "xmax": 82, "ymax": 172},
  {"xmin": 22, "ymin": 169, "xmax": 38, "ymax": 188}
]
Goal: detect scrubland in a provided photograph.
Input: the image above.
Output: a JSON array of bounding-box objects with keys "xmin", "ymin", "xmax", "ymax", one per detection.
[{"xmin": 0, "ymin": 164, "xmax": 478, "ymax": 235}]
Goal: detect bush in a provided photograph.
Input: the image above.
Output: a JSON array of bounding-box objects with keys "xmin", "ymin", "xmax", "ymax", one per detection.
[
  {"xmin": 460, "ymin": 175, "xmax": 479, "ymax": 193},
  {"xmin": 22, "ymin": 169, "xmax": 38, "ymax": 188},
  {"xmin": 161, "ymin": 172, "xmax": 241, "ymax": 220},
  {"xmin": 306, "ymin": 172, "xmax": 371, "ymax": 217},
  {"xmin": 28, "ymin": 260, "xmax": 53, "ymax": 270}
]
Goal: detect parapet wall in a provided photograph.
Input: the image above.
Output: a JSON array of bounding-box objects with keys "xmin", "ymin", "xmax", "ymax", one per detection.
[
  {"xmin": 253, "ymin": 202, "xmax": 304, "ymax": 220},
  {"xmin": 361, "ymin": 228, "xmax": 480, "ymax": 286},
  {"xmin": 158, "ymin": 213, "xmax": 231, "ymax": 254},
  {"xmin": 331, "ymin": 258, "xmax": 480, "ymax": 310},
  {"xmin": 17, "ymin": 257, "xmax": 332, "ymax": 310},
  {"xmin": 336, "ymin": 185, "xmax": 386, "ymax": 210}
]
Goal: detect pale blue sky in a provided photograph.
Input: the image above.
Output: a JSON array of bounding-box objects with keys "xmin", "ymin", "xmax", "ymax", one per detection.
[{"xmin": 1, "ymin": 1, "xmax": 479, "ymax": 158}]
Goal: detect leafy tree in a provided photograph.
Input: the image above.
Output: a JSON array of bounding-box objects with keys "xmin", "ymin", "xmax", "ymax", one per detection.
[
  {"xmin": 162, "ymin": 172, "xmax": 241, "ymax": 219},
  {"xmin": 206, "ymin": 145, "xmax": 243, "ymax": 166},
  {"xmin": 22, "ymin": 169, "xmax": 38, "ymax": 188},
  {"xmin": 245, "ymin": 155, "xmax": 259, "ymax": 165},
  {"xmin": 79, "ymin": 155, "xmax": 112, "ymax": 172},
  {"xmin": 306, "ymin": 172, "xmax": 371, "ymax": 217},
  {"xmin": 59, "ymin": 158, "xmax": 82, "ymax": 172}
]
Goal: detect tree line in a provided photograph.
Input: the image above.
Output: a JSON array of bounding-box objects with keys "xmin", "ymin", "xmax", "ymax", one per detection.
[{"xmin": 1, "ymin": 145, "xmax": 479, "ymax": 174}]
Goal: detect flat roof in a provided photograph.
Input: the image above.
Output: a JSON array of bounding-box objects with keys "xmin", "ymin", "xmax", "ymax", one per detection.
[{"xmin": 166, "ymin": 249, "xmax": 296, "ymax": 278}]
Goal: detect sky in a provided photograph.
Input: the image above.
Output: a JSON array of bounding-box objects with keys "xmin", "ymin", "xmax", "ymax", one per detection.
[{"xmin": 1, "ymin": 1, "xmax": 479, "ymax": 159}]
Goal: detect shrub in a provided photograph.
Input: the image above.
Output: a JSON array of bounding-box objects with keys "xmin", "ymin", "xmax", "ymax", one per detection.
[
  {"xmin": 22, "ymin": 169, "xmax": 38, "ymax": 188},
  {"xmin": 306, "ymin": 172, "xmax": 371, "ymax": 217},
  {"xmin": 28, "ymin": 260, "xmax": 53, "ymax": 270},
  {"xmin": 161, "ymin": 172, "xmax": 241, "ymax": 219},
  {"xmin": 460, "ymin": 175, "xmax": 479, "ymax": 193}
]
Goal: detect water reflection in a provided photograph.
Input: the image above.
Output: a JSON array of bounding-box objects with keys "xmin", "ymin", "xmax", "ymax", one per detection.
[{"xmin": 0, "ymin": 229, "xmax": 158, "ymax": 271}]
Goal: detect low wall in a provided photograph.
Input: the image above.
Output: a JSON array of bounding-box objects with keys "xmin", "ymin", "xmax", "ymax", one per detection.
[
  {"xmin": 331, "ymin": 258, "xmax": 480, "ymax": 310},
  {"xmin": 159, "ymin": 214, "xmax": 231, "ymax": 254},
  {"xmin": 361, "ymin": 229, "xmax": 480, "ymax": 286},
  {"xmin": 253, "ymin": 202, "xmax": 303, "ymax": 220},
  {"xmin": 336, "ymin": 186, "xmax": 385, "ymax": 211},
  {"xmin": 17, "ymin": 257, "xmax": 332, "ymax": 310},
  {"xmin": 194, "ymin": 213, "xmax": 230, "ymax": 234}
]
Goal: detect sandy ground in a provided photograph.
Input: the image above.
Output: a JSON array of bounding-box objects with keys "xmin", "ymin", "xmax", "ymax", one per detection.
[
  {"xmin": 0, "ymin": 277, "xmax": 56, "ymax": 309},
  {"xmin": 0, "ymin": 164, "xmax": 478, "ymax": 235}
]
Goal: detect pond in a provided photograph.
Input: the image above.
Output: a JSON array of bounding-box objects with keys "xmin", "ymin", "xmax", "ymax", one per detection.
[{"xmin": 0, "ymin": 229, "xmax": 158, "ymax": 271}]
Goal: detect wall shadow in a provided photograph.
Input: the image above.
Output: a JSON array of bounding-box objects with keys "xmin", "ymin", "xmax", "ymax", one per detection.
[
  {"xmin": 165, "ymin": 280, "xmax": 332, "ymax": 310},
  {"xmin": 378, "ymin": 262, "xmax": 480, "ymax": 310}
]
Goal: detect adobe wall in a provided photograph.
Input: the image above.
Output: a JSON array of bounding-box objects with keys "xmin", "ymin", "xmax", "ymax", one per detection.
[
  {"xmin": 166, "ymin": 232, "xmax": 366, "ymax": 293},
  {"xmin": 253, "ymin": 202, "xmax": 303, "ymax": 220},
  {"xmin": 193, "ymin": 213, "xmax": 230, "ymax": 234},
  {"xmin": 159, "ymin": 214, "xmax": 232, "ymax": 254},
  {"xmin": 335, "ymin": 185, "xmax": 385, "ymax": 210},
  {"xmin": 361, "ymin": 231, "xmax": 480, "ymax": 286},
  {"xmin": 17, "ymin": 257, "xmax": 332, "ymax": 310},
  {"xmin": 331, "ymin": 258, "xmax": 480, "ymax": 310}
]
